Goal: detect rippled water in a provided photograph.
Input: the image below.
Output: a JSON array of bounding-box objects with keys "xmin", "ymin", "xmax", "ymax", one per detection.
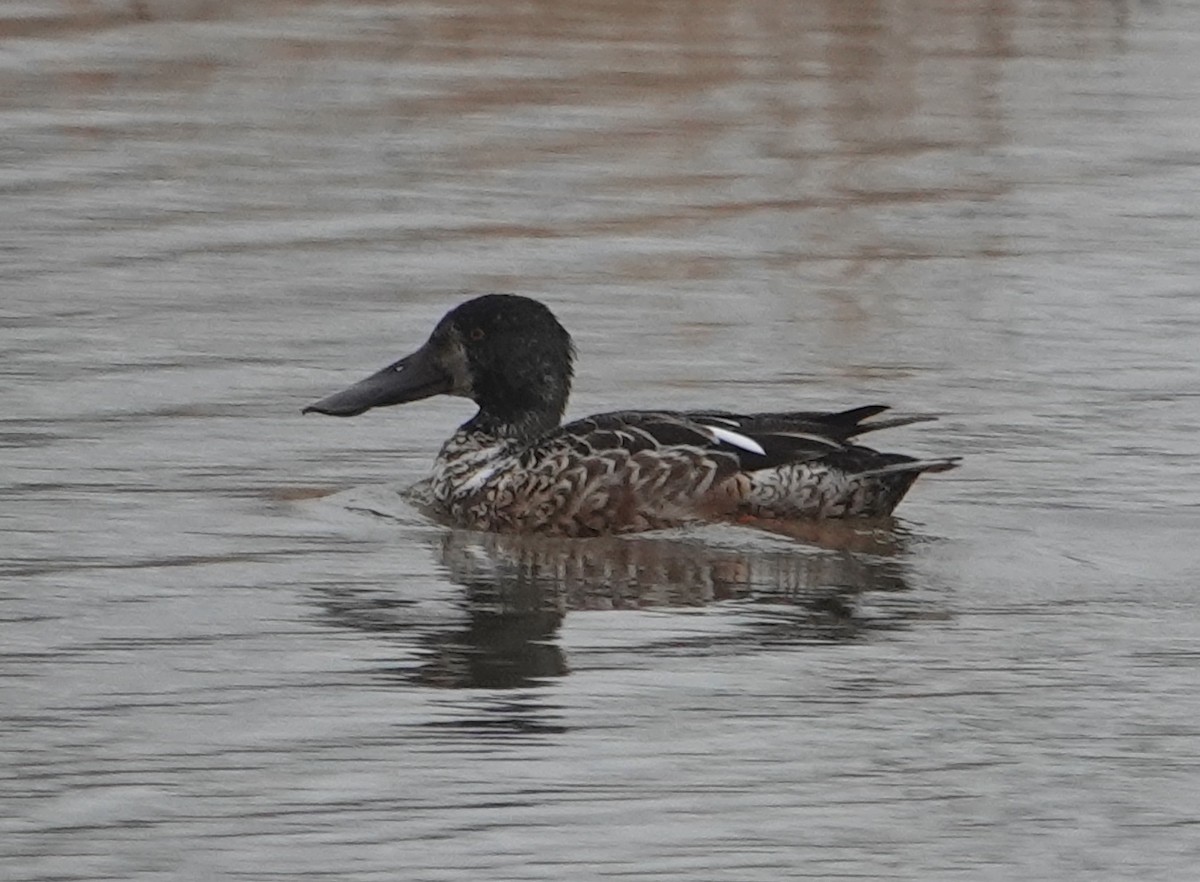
[{"xmin": 4, "ymin": 1, "xmax": 1200, "ymax": 879}]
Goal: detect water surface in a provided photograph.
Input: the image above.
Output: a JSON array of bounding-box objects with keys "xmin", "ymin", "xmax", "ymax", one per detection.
[{"xmin": 3, "ymin": 1, "xmax": 1200, "ymax": 879}]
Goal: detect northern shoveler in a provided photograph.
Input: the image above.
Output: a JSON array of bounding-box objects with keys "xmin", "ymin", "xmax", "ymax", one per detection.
[{"xmin": 304, "ymin": 294, "xmax": 959, "ymax": 536}]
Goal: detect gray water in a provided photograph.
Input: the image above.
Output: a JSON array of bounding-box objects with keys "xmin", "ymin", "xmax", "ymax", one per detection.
[{"xmin": 3, "ymin": 1, "xmax": 1200, "ymax": 879}]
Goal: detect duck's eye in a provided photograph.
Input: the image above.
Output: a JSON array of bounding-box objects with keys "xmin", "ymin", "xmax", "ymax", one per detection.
[{"xmin": 469, "ymin": 328, "xmax": 485, "ymax": 342}]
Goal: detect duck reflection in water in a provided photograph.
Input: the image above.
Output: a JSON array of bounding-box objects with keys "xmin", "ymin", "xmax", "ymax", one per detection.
[{"xmin": 311, "ymin": 520, "xmax": 932, "ymax": 691}]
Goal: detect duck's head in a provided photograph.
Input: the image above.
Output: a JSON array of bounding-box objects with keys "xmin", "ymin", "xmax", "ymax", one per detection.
[{"xmin": 304, "ymin": 294, "xmax": 575, "ymax": 437}]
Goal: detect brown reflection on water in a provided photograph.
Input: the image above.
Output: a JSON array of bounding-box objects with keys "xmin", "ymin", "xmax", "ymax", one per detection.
[{"xmin": 4, "ymin": 0, "xmax": 1132, "ymax": 299}]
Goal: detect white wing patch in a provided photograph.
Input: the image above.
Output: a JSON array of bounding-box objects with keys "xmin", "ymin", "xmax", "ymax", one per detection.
[{"xmin": 704, "ymin": 425, "xmax": 766, "ymax": 457}]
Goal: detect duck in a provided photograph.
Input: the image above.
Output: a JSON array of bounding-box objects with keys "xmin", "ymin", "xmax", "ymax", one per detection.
[{"xmin": 303, "ymin": 294, "xmax": 959, "ymax": 536}]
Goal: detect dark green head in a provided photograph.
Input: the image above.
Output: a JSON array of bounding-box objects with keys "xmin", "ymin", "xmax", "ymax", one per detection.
[{"xmin": 304, "ymin": 294, "xmax": 576, "ymax": 438}]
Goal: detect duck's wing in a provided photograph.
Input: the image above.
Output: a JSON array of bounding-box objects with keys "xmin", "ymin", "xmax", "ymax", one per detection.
[
  {"xmin": 510, "ymin": 407, "xmax": 954, "ymax": 530},
  {"xmin": 681, "ymin": 404, "xmax": 937, "ymax": 441},
  {"xmin": 526, "ymin": 409, "xmax": 846, "ymax": 472}
]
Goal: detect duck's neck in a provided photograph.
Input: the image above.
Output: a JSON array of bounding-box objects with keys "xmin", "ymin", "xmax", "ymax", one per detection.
[
  {"xmin": 464, "ymin": 404, "xmax": 562, "ymax": 443},
  {"xmin": 463, "ymin": 371, "xmax": 571, "ymax": 444}
]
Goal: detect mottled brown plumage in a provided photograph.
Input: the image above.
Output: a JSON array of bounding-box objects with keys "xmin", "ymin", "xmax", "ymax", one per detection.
[{"xmin": 304, "ymin": 295, "xmax": 959, "ymax": 535}]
